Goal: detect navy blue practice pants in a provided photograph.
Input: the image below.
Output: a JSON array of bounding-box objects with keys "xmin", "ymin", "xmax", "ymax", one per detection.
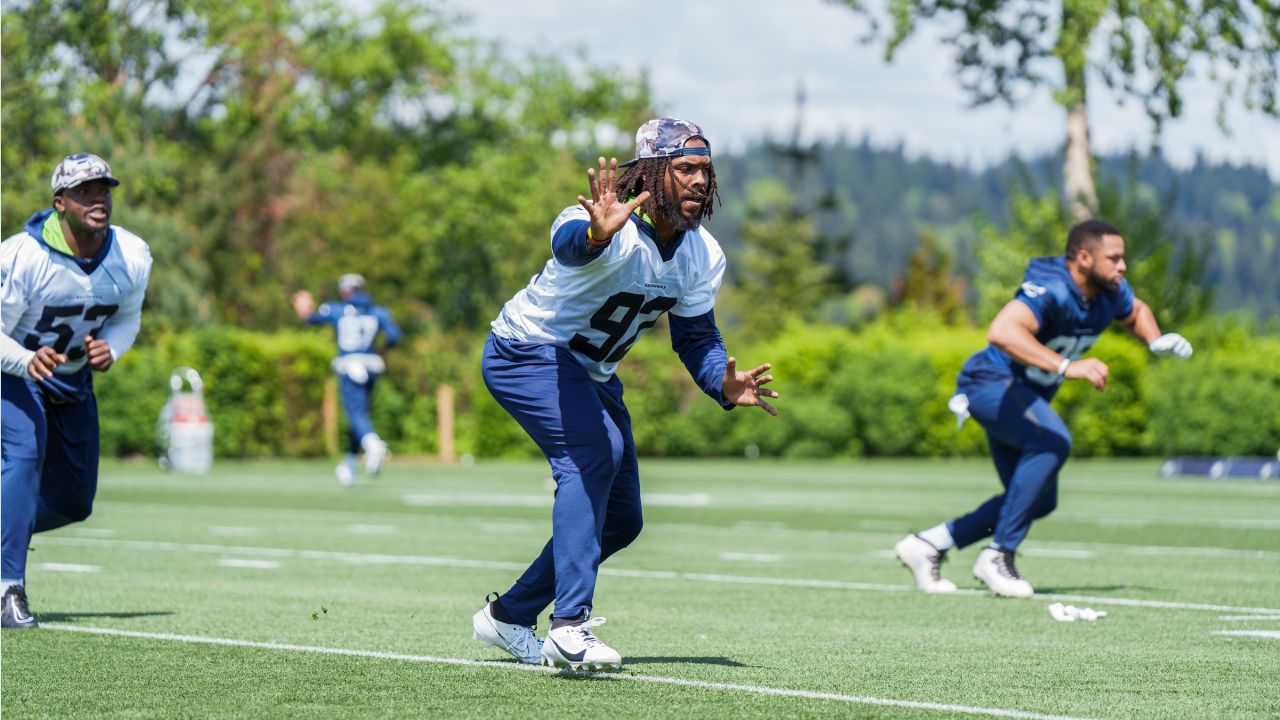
[
  {"xmin": 947, "ymin": 378, "xmax": 1071, "ymax": 551},
  {"xmin": 339, "ymin": 374, "xmax": 378, "ymax": 454},
  {"xmin": 481, "ymin": 334, "xmax": 644, "ymax": 626},
  {"xmin": 2, "ymin": 372, "xmax": 101, "ymax": 582}
]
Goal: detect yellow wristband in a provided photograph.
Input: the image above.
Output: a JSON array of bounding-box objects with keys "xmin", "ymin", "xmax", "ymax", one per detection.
[{"xmin": 587, "ymin": 228, "xmax": 594, "ymax": 241}]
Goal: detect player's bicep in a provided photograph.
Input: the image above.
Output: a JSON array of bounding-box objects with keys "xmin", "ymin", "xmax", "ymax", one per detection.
[{"xmin": 988, "ymin": 299, "xmax": 1041, "ymax": 350}]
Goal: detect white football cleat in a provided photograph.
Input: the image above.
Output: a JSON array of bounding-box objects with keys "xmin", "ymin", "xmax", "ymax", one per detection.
[
  {"xmin": 541, "ymin": 617, "xmax": 621, "ymax": 671},
  {"xmin": 335, "ymin": 457, "xmax": 356, "ymax": 487},
  {"xmin": 973, "ymin": 547, "xmax": 1034, "ymax": 598},
  {"xmin": 472, "ymin": 600, "xmax": 542, "ymax": 664},
  {"xmin": 895, "ymin": 534, "xmax": 957, "ymax": 593},
  {"xmin": 363, "ymin": 439, "xmax": 388, "ymax": 476}
]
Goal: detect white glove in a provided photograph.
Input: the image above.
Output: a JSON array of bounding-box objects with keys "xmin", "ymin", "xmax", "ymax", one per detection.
[{"xmin": 1149, "ymin": 332, "xmax": 1192, "ymax": 359}]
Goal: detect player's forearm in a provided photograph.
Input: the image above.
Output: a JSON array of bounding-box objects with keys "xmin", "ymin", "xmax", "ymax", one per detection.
[
  {"xmin": 989, "ymin": 323, "xmax": 1069, "ymax": 374},
  {"xmin": 0, "ymin": 333, "xmax": 36, "ymax": 378},
  {"xmin": 670, "ymin": 310, "xmax": 734, "ymax": 409},
  {"xmin": 1121, "ymin": 298, "xmax": 1161, "ymax": 344},
  {"xmin": 97, "ymin": 312, "xmax": 142, "ymax": 362}
]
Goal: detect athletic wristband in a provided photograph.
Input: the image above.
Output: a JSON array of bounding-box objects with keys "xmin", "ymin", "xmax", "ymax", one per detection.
[{"xmin": 1056, "ymin": 357, "xmax": 1071, "ymax": 376}]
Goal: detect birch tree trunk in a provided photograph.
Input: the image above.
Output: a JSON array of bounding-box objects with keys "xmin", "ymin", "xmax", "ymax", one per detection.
[{"xmin": 1064, "ymin": 98, "xmax": 1097, "ymax": 221}]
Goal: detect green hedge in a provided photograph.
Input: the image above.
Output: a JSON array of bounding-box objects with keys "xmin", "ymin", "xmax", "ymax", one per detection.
[{"xmin": 96, "ymin": 319, "xmax": 1280, "ymax": 459}]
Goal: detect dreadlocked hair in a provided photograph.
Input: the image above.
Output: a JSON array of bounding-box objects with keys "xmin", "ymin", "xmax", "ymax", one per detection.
[{"xmin": 615, "ymin": 157, "xmax": 720, "ymax": 227}]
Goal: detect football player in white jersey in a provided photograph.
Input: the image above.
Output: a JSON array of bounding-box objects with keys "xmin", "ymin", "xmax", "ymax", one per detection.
[
  {"xmin": 1, "ymin": 153, "xmax": 153, "ymax": 628},
  {"xmin": 472, "ymin": 118, "xmax": 779, "ymax": 670}
]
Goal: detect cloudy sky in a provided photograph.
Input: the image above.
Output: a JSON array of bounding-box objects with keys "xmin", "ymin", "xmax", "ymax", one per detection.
[{"xmin": 454, "ymin": 0, "xmax": 1279, "ymax": 179}]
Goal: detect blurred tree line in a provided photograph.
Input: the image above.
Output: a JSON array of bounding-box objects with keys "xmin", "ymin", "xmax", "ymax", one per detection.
[{"xmin": 2, "ymin": 0, "xmax": 651, "ymax": 338}]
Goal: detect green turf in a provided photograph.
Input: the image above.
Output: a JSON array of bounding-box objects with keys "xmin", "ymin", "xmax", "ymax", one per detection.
[{"xmin": 3, "ymin": 458, "xmax": 1278, "ymax": 719}]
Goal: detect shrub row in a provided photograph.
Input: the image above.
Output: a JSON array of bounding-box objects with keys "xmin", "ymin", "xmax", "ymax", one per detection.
[{"xmin": 95, "ymin": 318, "xmax": 1280, "ymax": 459}]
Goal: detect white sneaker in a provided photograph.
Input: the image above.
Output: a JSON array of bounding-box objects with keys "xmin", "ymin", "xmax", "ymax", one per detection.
[
  {"xmin": 335, "ymin": 458, "xmax": 356, "ymax": 487},
  {"xmin": 363, "ymin": 439, "xmax": 388, "ymax": 476},
  {"xmin": 541, "ymin": 617, "xmax": 621, "ymax": 671},
  {"xmin": 472, "ymin": 601, "xmax": 542, "ymax": 664},
  {"xmin": 973, "ymin": 547, "xmax": 1034, "ymax": 598},
  {"xmin": 895, "ymin": 534, "xmax": 957, "ymax": 593}
]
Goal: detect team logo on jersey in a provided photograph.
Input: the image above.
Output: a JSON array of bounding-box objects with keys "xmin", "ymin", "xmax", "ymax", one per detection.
[{"xmin": 1021, "ymin": 281, "xmax": 1048, "ymax": 298}]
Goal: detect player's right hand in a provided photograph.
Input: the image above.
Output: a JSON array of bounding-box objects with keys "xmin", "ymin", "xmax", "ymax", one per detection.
[
  {"xmin": 291, "ymin": 290, "xmax": 315, "ymax": 319},
  {"xmin": 578, "ymin": 157, "xmax": 651, "ymax": 247},
  {"xmin": 1065, "ymin": 357, "xmax": 1108, "ymax": 392},
  {"xmin": 27, "ymin": 346, "xmax": 67, "ymax": 381}
]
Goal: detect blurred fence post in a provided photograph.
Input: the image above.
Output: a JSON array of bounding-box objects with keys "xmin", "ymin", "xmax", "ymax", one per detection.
[
  {"xmin": 437, "ymin": 384, "xmax": 456, "ymax": 464},
  {"xmin": 323, "ymin": 376, "xmax": 338, "ymax": 456}
]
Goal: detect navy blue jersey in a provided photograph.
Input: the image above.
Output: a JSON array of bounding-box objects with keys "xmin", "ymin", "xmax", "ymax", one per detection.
[
  {"xmin": 959, "ymin": 256, "xmax": 1134, "ymax": 399},
  {"xmin": 307, "ymin": 291, "xmax": 401, "ymax": 356}
]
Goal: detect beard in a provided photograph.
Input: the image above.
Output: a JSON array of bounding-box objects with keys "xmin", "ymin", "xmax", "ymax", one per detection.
[
  {"xmin": 659, "ymin": 191, "xmax": 709, "ymax": 232},
  {"xmin": 1087, "ymin": 266, "xmax": 1121, "ymax": 292}
]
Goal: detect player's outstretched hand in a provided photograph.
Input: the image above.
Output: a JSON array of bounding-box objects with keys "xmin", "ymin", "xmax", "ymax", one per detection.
[
  {"xmin": 27, "ymin": 346, "xmax": 67, "ymax": 381},
  {"xmin": 577, "ymin": 157, "xmax": 651, "ymax": 248},
  {"xmin": 1065, "ymin": 357, "xmax": 1108, "ymax": 392},
  {"xmin": 85, "ymin": 335, "xmax": 114, "ymax": 372},
  {"xmin": 722, "ymin": 356, "xmax": 779, "ymax": 415},
  {"xmin": 1149, "ymin": 332, "xmax": 1193, "ymax": 359},
  {"xmin": 291, "ymin": 290, "xmax": 315, "ymax": 320}
]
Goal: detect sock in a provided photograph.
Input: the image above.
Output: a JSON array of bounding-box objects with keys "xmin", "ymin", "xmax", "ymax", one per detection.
[
  {"xmin": 361, "ymin": 433, "xmax": 384, "ymax": 452},
  {"xmin": 0, "ymin": 580, "xmax": 22, "ymax": 595},
  {"xmin": 489, "ymin": 597, "xmax": 520, "ymax": 625},
  {"xmin": 918, "ymin": 523, "xmax": 955, "ymax": 551},
  {"xmin": 550, "ymin": 610, "xmax": 589, "ymax": 630}
]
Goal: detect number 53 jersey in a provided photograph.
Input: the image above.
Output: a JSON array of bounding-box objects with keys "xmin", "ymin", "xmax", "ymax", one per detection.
[
  {"xmin": 491, "ymin": 205, "xmax": 726, "ymax": 382},
  {"xmin": 1, "ymin": 209, "xmax": 153, "ymax": 396}
]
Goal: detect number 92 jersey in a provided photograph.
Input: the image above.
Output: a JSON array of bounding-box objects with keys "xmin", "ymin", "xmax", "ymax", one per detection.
[
  {"xmin": 959, "ymin": 256, "xmax": 1134, "ymax": 399},
  {"xmin": 491, "ymin": 205, "xmax": 726, "ymax": 383},
  {"xmin": 2, "ymin": 211, "xmax": 153, "ymax": 386}
]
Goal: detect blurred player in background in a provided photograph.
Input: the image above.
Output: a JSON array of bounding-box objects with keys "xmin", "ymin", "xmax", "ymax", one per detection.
[
  {"xmin": 292, "ymin": 274, "xmax": 401, "ymax": 486},
  {"xmin": 896, "ymin": 219, "xmax": 1193, "ymax": 598},
  {"xmin": 472, "ymin": 118, "xmax": 779, "ymax": 671},
  {"xmin": 1, "ymin": 153, "xmax": 153, "ymax": 628}
]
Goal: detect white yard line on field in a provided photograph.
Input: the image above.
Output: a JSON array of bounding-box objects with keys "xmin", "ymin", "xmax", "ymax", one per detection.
[
  {"xmin": 1213, "ymin": 630, "xmax": 1280, "ymax": 640},
  {"xmin": 217, "ymin": 558, "xmax": 280, "ymax": 570},
  {"xmin": 36, "ymin": 536, "xmax": 1280, "ymax": 616},
  {"xmin": 94, "ymin": 500, "xmax": 1279, "ymax": 561},
  {"xmin": 42, "ymin": 623, "xmax": 1094, "ymax": 720},
  {"xmin": 36, "ymin": 563, "xmax": 101, "ymax": 573},
  {"xmin": 347, "ymin": 524, "xmax": 396, "ymax": 535},
  {"xmin": 1218, "ymin": 615, "xmax": 1280, "ymax": 621}
]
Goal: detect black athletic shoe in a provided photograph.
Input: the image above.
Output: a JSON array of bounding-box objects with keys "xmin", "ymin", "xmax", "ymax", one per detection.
[{"xmin": 1, "ymin": 585, "xmax": 38, "ymax": 629}]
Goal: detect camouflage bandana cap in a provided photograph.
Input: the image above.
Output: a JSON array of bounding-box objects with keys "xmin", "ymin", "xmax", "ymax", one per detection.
[
  {"xmin": 51, "ymin": 153, "xmax": 121, "ymax": 195},
  {"xmin": 619, "ymin": 118, "xmax": 710, "ymax": 168}
]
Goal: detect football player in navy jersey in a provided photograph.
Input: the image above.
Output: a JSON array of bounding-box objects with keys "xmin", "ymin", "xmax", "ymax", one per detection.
[
  {"xmin": 292, "ymin": 274, "xmax": 401, "ymax": 486},
  {"xmin": 471, "ymin": 118, "xmax": 779, "ymax": 670},
  {"xmin": 896, "ymin": 219, "xmax": 1192, "ymax": 598},
  {"xmin": 1, "ymin": 153, "xmax": 153, "ymax": 628}
]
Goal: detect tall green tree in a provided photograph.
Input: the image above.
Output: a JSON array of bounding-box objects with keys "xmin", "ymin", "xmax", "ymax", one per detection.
[
  {"xmin": 834, "ymin": 0, "xmax": 1280, "ymax": 219},
  {"xmin": 728, "ymin": 179, "xmax": 837, "ymax": 336}
]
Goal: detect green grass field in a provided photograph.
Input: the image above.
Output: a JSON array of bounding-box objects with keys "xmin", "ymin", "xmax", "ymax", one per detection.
[{"xmin": 3, "ymin": 458, "xmax": 1278, "ymax": 719}]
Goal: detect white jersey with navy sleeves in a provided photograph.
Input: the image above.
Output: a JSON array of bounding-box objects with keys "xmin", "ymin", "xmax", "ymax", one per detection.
[
  {"xmin": 491, "ymin": 205, "xmax": 726, "ymax": 382},
  {"xmin": 1, "ymin": 213, "xmax": 152, "ymax": 381}
]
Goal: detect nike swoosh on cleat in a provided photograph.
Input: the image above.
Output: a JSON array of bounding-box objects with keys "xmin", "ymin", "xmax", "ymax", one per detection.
[{"xmin": 549, "ymin": 637, "xmax": 586, "ymax": 662}]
